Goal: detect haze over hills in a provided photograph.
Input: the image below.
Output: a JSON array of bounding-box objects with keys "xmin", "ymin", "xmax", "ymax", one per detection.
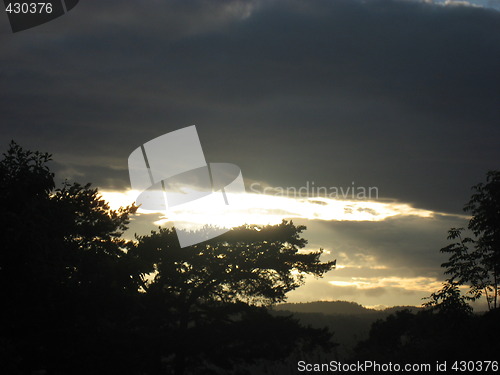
[
  {"xmin": 274, "ymin": 300, "xmax": 422, "ymax": 315},
  {"xmin": 271, "ymin": 301, "xmax": 423, "ymax": 359}
]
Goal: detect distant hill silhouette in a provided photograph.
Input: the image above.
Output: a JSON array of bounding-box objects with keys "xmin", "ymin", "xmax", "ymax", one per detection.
[
  {"xmin": 271, "ymin": 301, "xmax": 422, "ymax": 359},
  {"xmin": 274, "ymin": 300, "xmax": 421, "ymax": 315}
]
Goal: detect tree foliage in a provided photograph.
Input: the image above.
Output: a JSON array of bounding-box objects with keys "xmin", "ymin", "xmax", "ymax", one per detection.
[
  {"xmin": 355, "ymin": 172, "xmax": 500, "ymax": 363},
  {"xmin": 438, "ymin": 171, "xmax": 500, "ymax": 310},
  {"xmin": 0, "ymin": 142, "xmax": 336, "ymax": 375},
  {"xmin": 353, "ymin": 308, "xmax": 500, "ymax": 362},
  {"xmin": 129, "ymin": 223, "xmax": 335, "ymax": 374},
  {"xmin": 133, "ymin": 222, "xmax": 333, "ymax": 305},
  {"xmin": 423, "ymin": 281, "xmax": 473, "ymax": 316},
  {"xmin": 0, "ymin": 142, "xmax": 142, "ymax": 374}
]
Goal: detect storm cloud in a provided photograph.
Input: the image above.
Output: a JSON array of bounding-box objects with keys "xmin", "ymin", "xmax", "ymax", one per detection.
[
  {"xmin": 2, "ymin": 0, "xmax": 499, "ymax": 213},
  {"xmin": 1, "ymin": 0, "xmax": 499, "ymax": 306}
]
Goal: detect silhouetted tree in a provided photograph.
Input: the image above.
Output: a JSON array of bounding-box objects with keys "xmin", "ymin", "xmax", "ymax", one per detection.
[
  {"xmin": 129, "ymin": 223, "xmax": 336, "ymax": 374},
  {"xmin": 423, "ymin": 281, "xmax": 473, "ymax": 316},
  {"xmin": 0, "ymin": 142, "xmax": 336, "ymax": 375},
  {"xmin": 440, "ymin": 171, "xmax": 500, "ymax": 310},
  {"xmin": 0, "ymin": 142, "xmax": 145, "ymax": 374},
  {"xmin": 352, "ymin": 307, "xmax": 500, "ymax": 364},
  {"xmin": 352, "ymin": 172, "xmax": 500, "ymax": 365}
]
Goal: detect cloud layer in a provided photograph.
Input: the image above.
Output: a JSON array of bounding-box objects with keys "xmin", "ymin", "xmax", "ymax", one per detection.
[
  {"xmin": 1, "ymin": 0, "xmax": 499, "ymax": 213},
  {"xmin": 1, "ymin": 0, "xmax": 498, "ymax": 306}
]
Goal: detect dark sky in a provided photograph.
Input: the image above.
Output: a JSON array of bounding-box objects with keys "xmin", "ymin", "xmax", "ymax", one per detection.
[
  {"xmin": 2, "ymin": 0, "xmax": 499, "ymax": 211},
  {"xmin": 1, "ymin": 0, "xmax": 499, "ymax": 307}
]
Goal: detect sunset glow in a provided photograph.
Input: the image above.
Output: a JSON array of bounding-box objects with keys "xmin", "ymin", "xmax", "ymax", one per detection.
[{"xmin": 100, "ymin": 189, "xmax": 445, "ymax": 230}]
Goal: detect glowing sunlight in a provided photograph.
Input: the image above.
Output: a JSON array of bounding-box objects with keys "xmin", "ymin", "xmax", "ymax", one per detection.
[{"xmin": 100, "ymin": 189, "xmax": 442, "ymax": 229}]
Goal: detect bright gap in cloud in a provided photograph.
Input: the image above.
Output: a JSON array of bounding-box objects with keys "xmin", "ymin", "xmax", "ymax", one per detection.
[
  {"xmin": 418, "ymin": 0, "xmax": 500, "ymax": 11},
  {"xmin": 99, "ymin": 189, "xmax": 458, "ymax": 230},
  {"xmin": 329, "ymin": 276, "xmax": 444, "ymax": 293}
]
